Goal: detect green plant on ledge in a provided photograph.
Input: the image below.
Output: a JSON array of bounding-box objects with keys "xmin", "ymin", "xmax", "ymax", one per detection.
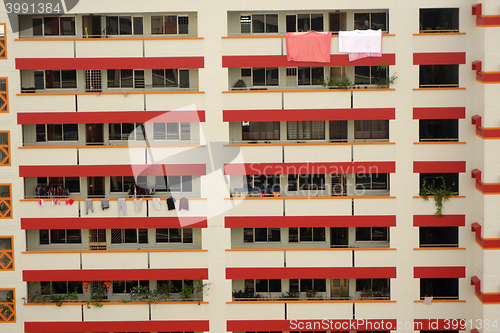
[
  {"xmin": 419, "ymin": 176, "xmax": 454, "ymax": 217},
  {"xmin": 86, "ymin": 284, "xmax": 107, "ymax": 308},
  {"xmin": 316, "ymin": 77, "xmax": 352, "ymax": 90},
  {"xmin": 375, "ymin": 63, "xmax": 398, "ymax": 88}
]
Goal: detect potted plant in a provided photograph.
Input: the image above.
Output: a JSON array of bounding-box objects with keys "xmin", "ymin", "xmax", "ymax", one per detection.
[
  {"xmin": 419, "ymin": 176, "xmax": 454, "ymax": 217},
  {"xmin": 375, "ymin": 63, "xmax": 398, "ymax": 88}
]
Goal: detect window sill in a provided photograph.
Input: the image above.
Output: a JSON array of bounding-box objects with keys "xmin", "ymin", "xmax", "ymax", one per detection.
[
  {"xmin": 227, "ymin": 299, "xmax": 396, "ymax": 304},
  {"xmin": 222, "ymin": 34, "xmax": 396, "ymax": 38},
  {"xmin": 224, "ymin": 88, "xmax": 395, "ymax": 93},
  {"xmin": 20, "ymin": 144, "xmax": 205, "ymax": 149},
  {"xmin": 413, "ymin": 247, "xmax": 465, "ymax": 250},
  {"xmin": 414, "ymin": 141, "xmax": 465, "ymax": 144},
  {"xmin": 16, "ymin": 36, "xmax": 202, "ymax": 41},
  {"xmin": 226, "ymin": 196, "xmax": 396, "ymax": 200},
  {"xmin": 21, "ymin": 197, "xmax": 206, "ymax": 201},
  {"xmin": 414, "ymin": 299, "xmax": 464, "ymax": 302},
  {"xmin": 226, "ymin": 248, "xmax": 396, "ymax": 251},
  {"xmin": 413, "ymin": 195, "xmax": 464, "ymax": 198},
  {"xmin": 413, "ymin": 32, "xmax": 464, "ymax": 35},
  {"xmin": 24, "ymin": 301, "xmax": 208, "ymax": 306},
  {"xmin": 414, "ymin": 87, "xmax": 464, "ymax": 90},
  {"xmin": 224, "ymin": 142, "xmax": 395, "ymax": 147},
  {"xmin": 23, "ymin": 249, "xmax": 207, "ymax": 254}
]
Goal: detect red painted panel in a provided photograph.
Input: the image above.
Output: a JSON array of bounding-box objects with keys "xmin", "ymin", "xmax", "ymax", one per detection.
[
  {"xmin": 222, "ymin": 54, "xmax": 396, "ymax": 68},
  {"xmin": 16, "ymin": 57, "xmax": 204, "ymax": 70},
  {"xmin": 476, "ymin": 71, "xmax": 500, "ymax": 83},
  {"xmin": 413, "ymin": 215, "xmax": 465, "ymax": 227},
  {"xmin": 224, "ymin": 162, "xmax": 396, "ymax": 175},
  {"xmin": 25, "ymin": 320, "xmax": 209, "ymax": 333},
  {"xmin": 18, "ymin": 111, "xmax": 206, "ymax": 125},
  {"xmin": 225, "ymin": 216, "xmax": 396, "ymax": 228},
  {"xmin": 226, "ymin": 267, "xmax": 397, "ymax": 279},
  {"xmin": 223, "ymin": 108, "xmax": 396, "ymax": 122},
  {"xmin": 19, "ymin": 164, "xmax": 207, "ymax": 177},
  {"xmin": 227, "ymin": 319, "xmax": 397, "ymax": 332},
  {"xmin": 413, "ymin": 161, "xmax": 466, "ymax": 173},
  {"xmin": 476, "ymin": 15, "xmax": 500, "ymax": 27},
  {"xmin": 413, "ymin": 52, "xmax": 466, "ymax": 65},
  {"xmin": 23, "ymin": 268, "xmax": 209, "ymax": 281},
  {"xmin": 472, "ymin": 4, "xmax": 482, "ymax": 16},
  {"xmin": 22, "ymin": 217, "xmax": 207, "ymax": 229},
  {"xmin": 476, "ymin": 127, "xmax": 500, "ymax": 139},
  {"xmin": 413, "ymin": 266, "xmax": 465, "ymax": 278},
  {"xmin": 412, "ymin": 107, "xmax": 466, "ymax": 119}
]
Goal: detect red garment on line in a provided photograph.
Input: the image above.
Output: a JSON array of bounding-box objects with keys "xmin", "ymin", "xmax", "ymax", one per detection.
[{"xmin": 286, "ymin": 31, "xmax": 331, "ymax": 63}]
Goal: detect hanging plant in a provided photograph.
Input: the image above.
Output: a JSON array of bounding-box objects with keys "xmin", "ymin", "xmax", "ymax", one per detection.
[{"xmin": 419, "ymin": 176, "xmax": 454, "ymax": 217}]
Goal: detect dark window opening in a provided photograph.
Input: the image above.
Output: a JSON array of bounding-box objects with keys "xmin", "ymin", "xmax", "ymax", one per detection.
[
  {"xmin": 420, "ymin": 173, "xmax": 458, "ymax": 194},
  {"xmin": 419, "ymin": 65, "xmax": 459, "ymax": 88},
  {"xmin": 420, "ymin": 8, "xmax": 459, "ymax": 32},
  {"xmin": 420, "ymin": 278, "xmax": 458, "ymax": 299},
  {"xmin": 420, "ymin": 227, "xmax": 458, "ymax": 247},
  {"xmin": 419, "ymin": 119, "xmax": 458, "ymax": 142}
]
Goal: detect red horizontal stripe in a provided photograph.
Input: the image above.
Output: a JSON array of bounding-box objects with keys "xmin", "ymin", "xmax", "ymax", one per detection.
[
  {"xmin": 227, "ymin": 320, "xmax": 397, "ymax": 332},
  {"xmin": 413, "ymin": 161, "xmax": 466, "ymax": 173},
  {"xmin": 18, "ymin": 111, "xmax": 206, "ymax": 125},
  {"xmin": 21, "ymin": 217, "xmax": 207, "ymax": 230},
  {"xmin": 413, "ymin": 215, "xmax": 465, "ymax": 227},
  {"xmin": 413, "ymin": 52, "xmax": 466, "ymax": 65},
  {"xmin": 16, "ymin": 57, "xmax": 204, "ymax": 70},
  {"xmin": 476, "ymin": 15, "xmax": 500, "ymax": 26},
  {"xmin": 413, "ymin": 266, "xmax": 465, "ymax": 278},
  {"xmin": 476, "ymin": 71, "xmax": 500, "ymax": 83},
  {"xmin": 19, "ymin": 164, "xmax": 206, "ymax": 177},
  {"xmin": 224, "ymin": 162, "xmax": 396, "ymax": 175},
  {"xmin": 25, "ymin": 320, "xmax": 209, "ymax": 333},
  {"xmin": 476, "ymin": 127, "xmax": 500, "ymax": 138},
  {"xmin": 225, "ymin": 215, "xmax": 396, "ymax": 228},
  {"xmin": 222, "ymin": 54, "xmax": 396, "ymax": 68},
  {"xmin": 477, "ymin": 182, "xmax": 500, "ymax": 193},
  {"xmin": 223, "ymin": 108, "xmax": 395, "ymax": 122},
  {"xmin": 413, "ymin": 107, "xmax": 466, "ymax": 119},
  {"xmin": 226, "ymin": 267, "xmax": 396, "ymax": 279},
  {"xmin": 23, "ymin": 268, "xmax": 208, "ymax": 281}
]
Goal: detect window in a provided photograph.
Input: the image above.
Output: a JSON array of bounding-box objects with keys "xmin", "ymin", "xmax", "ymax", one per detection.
[
  {"xmin": 420, "ymin": 8, "xmax": 459, "ymax": 32},
  {"xmin": 151, "ymin": 15, "xmax": 189, "ymax": 35},
  {"xmin": 286, "ymin": 13, "xmax": 323, "ymax": 32},
  {"xmin": 0, "ymin": 78, "xmax": 7, "ymax": 112},
  {"xmin": 112, "ymin": 280, "xmax": 149, "ymax": 294},
  {"xmin": 107, "ymin": 69, "xmax": 144, "ymax": 88},
  {"xmin": 420, "ymin": 227, "xmax": 458, "ymax": 247},
  {"xmin": 287, "ymin": 121, "xmax": 325, "ymax": 140},
  {"xmin": 356, "ymin": 279, "xmax": 389, "ymax": 294},
  {"xmin": 0, "ymin": 237, "xmax": 14, "ymax": 271},
  {"xmin": 153, "ymin": 123, "xmax": 190, "ymax": 141},
  {"xmin": 242, "ymin": 122, "xmax": 280, "ymax": 141},
  {"xmin": 420, "ymin": 278, "xmax": 458, "ymax": 299},
  {"xmin": 155, "ymin": 176, "xmax": 193, "ymax": 192},
  {"xmin": 157, "ymin": 279, "xmax": 193, "ymax": 293},
  {"xmin": 109, "ymin": 123, "xmax": 136, "ymax": 141},
  {"xmin": 356, "ymin": 227, "xmax": 389, "ymax": 242},
  {"xmin": 329, "ymin": 121, "xmax": 348, "ymax": 142},
  {"xmin": 33, "ymin": 17, "xmax": 76, "ymax": 36},
  {"xmin": 419, "ymin": 119, "xmax": 458, "ymax": 142},
  {"xmin": 244, "ymin": 279, "xmax": 281, "ymax": 293},
  {"xmin": 0, "ymin": 24, "xmax": 6, "ymax": 59},
  {"xmin": 152, "ymin": 69, "xmax": 190, "ymax": 88},
  {"xmin": 240, "ymin": 14, "xmax": 278, "ymax": 33},
  {"xmin": 244, "ymin": 228, "xmax": 280, "ymax": 243},
  {"xmin": 105, "ymin": 16, "xmax": 143, "ymax": 35},
  {"xmin": 0, "ymin": 185, "xmax": 12, "ymax": 219},
  {"xmin": 36, "ymin": 124, "xmax": 78, "ymax": 142},
  {"xmin": 39, "ymin": 229, "xmax": 82, "ymax": 244},
  {"xmin": 288, "ymin": 174, "xmax": 326, "ymax": 191},
  {"xmin": 289, "ymin": 279, "xmax": 326, "ymax": 292},
  {"xmin": 243, "ymin": 67, "xmax": 278, "ymax": 87},
  {"xmin": 289, "ymin": 67, "xmax": 323, "ymax": 86},
  {"xmin": 0, "ymin": 131, "xmax": 10, "ymax": 166},
  {"xmin": 41, "ymin": 281, "xmax": 82, "ymax": 294},
  {"xmin": 111, "ymin": 229, "xmax": 148, "ymax": 244},
  {"xmin": 355, "ymin": 66, "xmax": 387, "ymax": 86},
  {"xmin": 419, "ymin": 65, "xmax": 459, "ymax": 88},
  {"xmin": 245, "ymin": 175, "xmax": 280, "ymax": 191},
  {"xmin": 354, "ymin": 120, "xmax": 389, "ymax": 140},
  {"xmin": 156, "ymin": 228, "xmax": 193, "ymax": 243},
  {"xmin": 39, "ymin": 70, "xmax": 77, "ymax": 89},
  {"xmin": 110, "ymin": 176, "xmax": 136, "ymax": 193},
  {"xmin": 0, "ymin": 289, "xmax": 15, "ymax": 322},
  {"xmin": 356, "ymin": 173, "xmax": 389, "ymax": 191},
  {"xmin": 36, "ymin": 177, "xmax": 80, "ymax": 194},
  {"xmin": 329, "ymin": 12, "xmax": 346, "ymax": 33},
  {"xmin": 354, "ymin": 12, "xmax": 388, "ymax": 31},
  {"xmin": 420, "ymin": 173, "xmax": 458, "ymax": 194},
  {"xmin": 289, "ymin": 227, "xmax": 326, "ymax": 242}
]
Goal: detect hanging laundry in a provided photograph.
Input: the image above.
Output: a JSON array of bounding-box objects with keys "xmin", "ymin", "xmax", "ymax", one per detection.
[
  {"xmin": 101, "ymin": 198, "xmax": 109, "ymax": 210},
  {"xmin": 134, "ymin": 198, "xmax": 142, "ymax": 213},
  {"xmin": 167, "ymin": 197, "xmax": 176, "ymax": 211},
  {"xmin": 118, "ymin": 198, "xmax": 127, "ymax": 216},
  {"xmin": 179, "ymin": 197, "xmax": 189, "ymax": 211},
  {"xmin": 65, "ymin": 199, "xmax": 74, "ymax": 205},
  {"xmin": 39, "ymin": 199, "xmax": 45, "ymax": 207},
  {"xmin": 338, "ymin": 29, "xmax": 382, "ymax": 61},
  {"xmin": 152, "ymin": 197, "xmax": 161, "ymax": 211},
  {"xmin": 85, "ymin": 198, "xmax": 93, "ymax": 214},
  {"xmin": 286, "ymin": 31, "xmax": 331, "ymax": 63}
]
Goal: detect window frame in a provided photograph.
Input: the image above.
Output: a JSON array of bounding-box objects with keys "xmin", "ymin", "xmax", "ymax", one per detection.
[
  {"xmin": 353, "ymin": 11, "xmax": 389, "ymax": 32},
  {"xmin": 0, "ymin": 23, "xmax": 6, "ymax": 59},
  {"xmin": 243, "ymin": 228, "xmax": 281, "ymax": 243},
  {"xmin": 419, "ymin": 64, "xmax": 459, "ymax": 88},
  {"xmin": 289, "ymin": 278, "xmax": 327, "ymax": 293},
  {"xmin": 155, "ymin": 228, "xmax": 193, "ymax": 244},
  {"xmin": 354, "ymin": 120, "xmax": 389, "ymax": 141},
  {"xmin": 157, "ymin": 279, "xmax": 194, "ymax": 294},
  {"xmin": 36, "ymin": 70, "xmax": 77, "ymax": 90},
  {"xmin": 419, "ymin": 226, "xmax": 458, "ymax": 248},
  {"xmin": 0, "ymin": 289, "xmax": 15, "ymax": 322},
  {"xmin": 36, "ymin": 124, "xmax": 79, "ymax": 142},
  {"xmin": 36, "ymin": 176, "xmax": 81, "ymax": 194},
  {"xmin": 39, "ymin": 229, "xmax": 82, "ymax": 245},
  {"xmin": 0, "ymin": 184, "xmax": 12, "ymax": 219},
  {"xmin": 151, "ymin": 15, "xmax": 189, "ymax": 35},
  {"xmin": 287, "ymin": 121, "xmax": 325, "ymax": 140},
  {"xmin": 32, "ymin": 16, "xmax": 76, "ymax": 36},
  {"xmin": 110, "ymin": 228, "xmax": 148, "ymax": 245},
  {"xmin": 286, "ymin": 13, "xmax": 324, "ymax": 32},
  {"xmin": 41, "ymin": 281, "xmax": 83, "ymax": 295},
  {"xmin": 420, "ymin": 173, "xmax": 459, "ymax": 194},
  {"xmin": 0, "ymin": 131, "xmax": 10, "ymax": 166},
  {"xmin": 152, "ymin": 68, "xmax": 190, "ymax": 89},
  {"xmin": 155, "ymin": 175, "xmax": 193, "ymax": 193},
  {"xmin": 355, "ymin": 227, "xmax": 389, "ymax": 242},
  {"xmin": 242, "ymin": 67, "xmax": 279, "ymax": 87},
  {"xmin": 112, "ymin": 280, "xmax": 149, "ymax": 294},
  {"xmin": 355, "ymin": 278, "xmax": 390, "ymax": 294},
  {"xmin": 107, "ymin": 69, "xmax": 144, "ymax": 89},
  {"xmin": 420, "ymin": 278, "xmax": 459, "ymax": 299},
  {"xmin": 419, "ymin": 119, "xmax": 459, "ymax": 142},
  {"xmin": 355, "ymin": 173, "xmax": 390, "ymax": 191},
  {"xmin": 108, "ymin": 123, "xmax": 138, "ymax": 141},
  {"xmin": 153, "ymin": 122, "xmax": 191, "ymax": 141},
  {"xmin": 354, "ymin": 65, "xmax": 388, "ymax": 87},
  {"xmin": 242, "ymin": 121, "xmax": 280, "ymax": 141},
  {"xmin": 286, "ymin": 66, "xmax": 324, "ymax": 86},
  {"xmin": 0, "ymin": 236, "xmax": 14, "ymax": 271},
  {"xmin": 289, "ymin": 227, "xmax": 326, "ymax": 243},
  {"xmin": 240, "ymin": 13, "xmax": 279, "ymax": 34},
  {"xmin": 105, "ymin": 15, "xmax": 143, "ymax": 36},
  {"xmin": 419, "ymin": 8, "xmax": 459, "ymax": 33},
  {"xmin": 0, "ymin": 77, "xmax": 8, "ymax": 113}
]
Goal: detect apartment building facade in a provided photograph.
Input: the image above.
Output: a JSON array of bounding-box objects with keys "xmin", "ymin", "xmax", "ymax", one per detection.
[{"xmin": 0, "ymin": 0, "xmax": 499, "ymax": 332}]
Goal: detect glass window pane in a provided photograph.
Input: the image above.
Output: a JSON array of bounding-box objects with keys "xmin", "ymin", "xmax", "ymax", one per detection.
[
  {"xmin": 183, "ymin": 228, "xmax": 193, "ymax": 243},
  {"xmin": 314, "ymin": 279, "xmax": 326, "ymax": 292},
  {"xmin": 33, "ymin": 18, "xmax": 43, "ymax": 35},
  {"xmin": 138, "ymin": 229, "xmax": 148, "ymax": 244},
  {"xmin": 119, "ymin": 16, "xmax": 132, "ymax": 35},
  {"xmin": 65, "ymin": 177, "xmax": 80, "ymax": 193},
  {"xmin": 134, "ymin": 70, "xmax": 144, "ymax": 88},
  {"xmin": 60, "ymin": 17, "xmax": 75, "ymax": 35},
  {"xmin": 66, "ymin": 229, "xmax": 82, "ymax": 243},
  {"xmin": 254, "ymin": 228, "xmax": 267, "ymax": 242},
  {"xmin": 356, "ymin": 227, "xmax": 371, "ymax": 241},
  {"xmin": 313, "ymin": 227, "xmax": 325, "ymax": 241},
  {"xmin": 36, "ymin": 124, "xmax": 46, "ymax": 142},
  {"xmin": 51, "ymin": 229, "xmax": 66, "ymax": 244},
  {"xmin": 266, "ymin": 68, "xmax": 278, "ymax": 86},
  {"xmin": 47, "ymin": 124, "xmax": 62, "ymax": 141},
  {"xmin": 63, "ymin": 124, "xmax": 78, "ymax": 141},
  {"xmin": 255, "ymin": 279, "xmax": 268, "ymax": 292},
  {"xmin": 165, "ymin": 15, "xmax": 177, "ymax": 34},
  {"xmin": 45, "ymin": 70, "xmax": 60, "ymax": 89},
  {"xmin": 298, "ymin": 67, "xmax": 310, "ymax": 85},
  {"xmin": 240, "ymin": 15, "xmax": 251, "ymax": 34},
  {"xmin": 180, "ymin": 123, "xmax": 190, "ymax": 140},
  {"xmin": 371, "ymin": 13, "xmax": 387, "ymax": 31},
  {"xmin": 151, "ymin": 16, "xmax": 163, "ymax": 34},
  {"xmin": 156, "ymin": 228, "xmax": 169, "ymax": 243},
  {"xmin": 152, "ymin": 69, "xmax": 165, "ymax": 87},
  {"xmin": 169, "ymin": 228, "xmax": 182, "ymax": 243},
  {"xmin": 179, "ymin": 69, "xmax": 190, "ymax": 88},
  {"xmin": 52, "ymin": 281, "xmax": 67, "ymax": 294},
  {"xmin": 268, "ymin": 228, "xmax": 281, "ymax": 242},
  {"xmin": 182, "ymin": 175, "xmax": 193, "ymax": 192},
  {"xmin": 165, "ymin": 69, "xmax": 178, "ymax": 87},
  {"xmin": 167, "ymin": 123, "xmax": 180, "ymax": 140},
  {"xmin": 113, "ymin": 280, "xmax": 126, "ymax": 293},
  {"xmin": 124, "ymin": 229, "xmax": 137, "ymax": 243},
  {"xmin": 269, "ymin": 279, "xmax": 281, "ymax": 292},
  {"xmin": 133, "ymin": 17, "xmax": 143, "ymax": 35},
  {"xmin": 135, "ymin": 123, "xmax": 145, "ymax": 141},
  {"xmin": 39, "ymin": 229, "xmax": 49, "ymax": 244},
  {"xmin": 106, "ymin": 16, "xmax": 119, "ymax": 35},
  {"xmin": 253, "ymin": 68, "xmax": 265, "ymax": 86},
  {"xmin": 121, "ymin": 69, "xmax": 133, "ymax": 88},
  {"xmin": 154, "ymin": 123, "xmax": 166, "ymax": 140},
  {"xmin": 178, "ymin": 16, "xmax": 189, "ymax": 34},
  {"xmin": 298, "ymin": 14, "xmax": 310, "ymax": 32},
  {"xmin": 61, "ymin": 70, "xmax": 76, "ymax": 89},
  {"xmin": 311, "ymin": 14, "xmax": 323, "ymax": 31},
  {"xmin": 372, "ymin": 227, "xmax": 388, "ymax": 241},
  {"xmin": 354, "ymin": 13, "xmax": 370, "ymax": 30},
  {"xmin": 68, "ymin": 281, "xmax": 82, "ymax": 294},
  {"xmin": 252, "ymin": 15, "xmax": 265, "ymax": 33},
  {"xmin": 300, "ymin": 227, "xmax": 313, "ymax": 242},
  {"xmin": 244, "ymin": 228, "xmax": 253, "ymax": 243},
  {"xmin": 266, "ymin": 14, "xmax": 278, "ymax": 33},
  {"xmin": 312, "ymin": 67, "xmax": 324, "ymax": 85},
  {"xmin": 300, "ymin": 279, "xmax": 313, "ymax": 292},
  {"xmin": 44, "ymin": 17, "xmax": 60, "ymax": 35}
]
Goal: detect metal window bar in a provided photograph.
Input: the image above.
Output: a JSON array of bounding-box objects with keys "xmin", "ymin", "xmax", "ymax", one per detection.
[{"xmin": 85, "ymin": 70, "xmax": 102, "ymax": 92}]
